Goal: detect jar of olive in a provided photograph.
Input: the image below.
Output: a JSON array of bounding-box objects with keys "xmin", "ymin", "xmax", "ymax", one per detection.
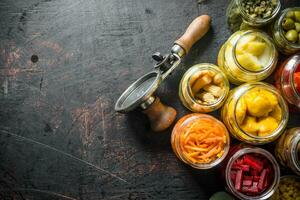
[
  {"xmin": 226, "ymin": 0, "xmax": 281, "ymax": 32},
  {"xmin": 272, "ymin": 8, "xmax": 300, "ymax": 55},
  {"xmin": 275, "ymin": 128, "xmax": 300, "ymax": 176}
]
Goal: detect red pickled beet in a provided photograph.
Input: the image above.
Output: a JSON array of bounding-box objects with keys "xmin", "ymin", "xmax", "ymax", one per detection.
[
  {"xmin": 250, "ymin": 169, "xmax": 259, "ymax": 176},
  {"xmin": 230, "ymin": 153, "xmax": 274, "ymax": 196},
  {"xmin": 253, "ymin": 176, "xmax": 260, "ymax": 182},
  {"xmin": 258, "ymin": 169, "xmax": 267, "ymax": 191},
  {"xmin": 243, "ymin": 155, "xmax": 264, "ymax": 172},
  {"xmin": 232, "ymin": 163, "xmax": 250, "ymax": 171},
  {"xmin": 243, "ymin": 176, "xmax": 253, "ymax": 181},
  {"xmin": 235, "ymin": 170, "xmax": 243, "ymax": 191},
  {"xmin": 230, "ymin": 171, "xmax": 237, "ymax": 182},
  {"xmin": 243, "ymin": 179, "xmax": 252, "ymax": 186}
]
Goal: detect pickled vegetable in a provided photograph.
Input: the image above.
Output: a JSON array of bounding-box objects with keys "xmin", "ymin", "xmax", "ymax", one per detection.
[
  {"xmin": 281, "ymin": 9, "xmax": 300, "ymax": 43},
  {"xmin": 236, "ymin": 87, "xmax": 281, "ymax": 136},
  {"xmin": 294, "ymin": 71, "xmax": 300, "ymax": 93},
  {"xmin": 219, "ymin": 30, "xmax": 277, "ymax": 84},
  {"xmin": 270, "ymin": 177, "xmax": 300, "ymax": 200},
  {"xmin": 230, "ymin": 153, "xmax": 274, "ymax": 196},
  {"xmin": 240, "ymin": 0, "xmax": 278, "ymax": 19},
  {"xmin": 190, "ymin": 69, "xmax": 225, "ymax": 104},
  {"xmin": 178, "ymin": 115, "xmax": 228, "ymax": 164},
  {"xmin": 179, "ymin": 64, "xmax": 230, "ymax": 113},
  {"xmin": 235, "ymin": 34, "xmax": 271, "ymax": 72}
]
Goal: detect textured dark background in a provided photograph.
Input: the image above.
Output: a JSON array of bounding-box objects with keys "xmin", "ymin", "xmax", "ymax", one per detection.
[{"xmin": 0, "ymin": 0, "xmax": 299, "ymax": 199}]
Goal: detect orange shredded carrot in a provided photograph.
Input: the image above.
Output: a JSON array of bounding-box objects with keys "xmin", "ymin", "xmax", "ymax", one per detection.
[{"xmin": 179, "ymin": 116, "xmax": 228, "ymax": 164}]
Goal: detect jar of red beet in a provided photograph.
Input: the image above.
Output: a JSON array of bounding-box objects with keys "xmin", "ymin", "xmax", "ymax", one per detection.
[
  {"xmin": 223, "ymin": 145, "xmax": 280, "ymax": 200},
  {"xmin": 275, "ymin": 54, "xmax": 300, "ymax": 111}
]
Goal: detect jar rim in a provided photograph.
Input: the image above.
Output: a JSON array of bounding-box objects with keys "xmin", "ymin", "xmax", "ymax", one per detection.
[
  {"xmin": 277, "ymin": 8, "xmax": 300, "ymax": 49},
  {"xmin": 232, "ymin": 82, "xmax": 289, "ymax": 141},
  {"xmin": 225, "ymin": 147, "xmax": 280, "ymax": 200},
  {"xmin": 182, "ymin": 63, "xmax": 230, "ymax": 111},
  {"xmin": 232, "ymin": 30, "xmax": 277, "ymax": 74},
  {"xmin": 173, "ymin": 114, "xmax": 230, "ymax": 169},
  {"xmin": 237, "ymin": 0, "xmax": 281, "ymax": 24}
]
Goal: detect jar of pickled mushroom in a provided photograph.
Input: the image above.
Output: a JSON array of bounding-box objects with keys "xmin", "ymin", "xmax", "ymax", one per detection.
[
  {"xmin": 274, "ymin": 54, "xmax": 300, "ymax": 111},
  {"xmin": 272, "ymin": 8, "xmax": 300, "ymax": 55},
  {"xmin": 275, "ymin": 128, "xmax": 300, "ymax": 176},
  {"xmin": 223, "ymin": 145, "xmax": 280, "ymax": 200},
  {"xmin": 171, "ymin": 113, "xmax": 230, "ymax": 169},
  {"xmin": 218, "ymin": 30, "xmax": 278, "ymax": 85},
  {"xmin": 221, "ymin": 82, "xmax": 289, "ymax": 145},
  {"xmin": 179, "ymin": 63, "xmax": 230, "ymax": 113},
  {"xmin": 226, "ymin": 0, "xmax": 281, "ymax": 32},
  {"xmin": 270, "ymin": 175, "xmax": 300, "ymax": 200}
]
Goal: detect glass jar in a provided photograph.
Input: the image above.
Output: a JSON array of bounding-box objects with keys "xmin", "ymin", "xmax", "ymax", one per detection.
[
  {"xmin": 171, "ymin": 113, "xmax": 230, "ymax": 169},
  {"xmin": 223, "ymin": 145, "xmax": 280, "ymax": 200},
  {"xmin": 221, "ymin": 82, "xmax": 289, "ymax": 145},
  {"xmin": 179, "ymin": 63, "xmax": 230, "ymax": 113},
  {"xmin": 275, "ymin": 128, "xmax": 300, "ymax": 175},
  {"xmin": 226, "ymin": 0, "xmax": 281, "ymax": 32},
  {"xmin": 272, "ymin": 8, "xmax": 300, "ymax": 55},
  {"xmin": 274, "ymin": 54, "xmax": 300, "ymax": 111},
  {"xmin": 218, "ymin": 30, "xmax": 278, "ymax": 85},
  {"xmin": 270, "ymin": 175, "xmax": 300, "ymax": 200}
]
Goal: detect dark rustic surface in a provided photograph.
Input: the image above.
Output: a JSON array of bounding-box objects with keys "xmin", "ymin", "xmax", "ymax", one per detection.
[{"xmin": 0, "ymin": 0, "xmax": 299, "ymax": 199}]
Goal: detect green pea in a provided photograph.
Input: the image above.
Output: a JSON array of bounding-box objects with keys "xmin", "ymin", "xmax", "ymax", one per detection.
[
  {"xmin": 295, "ymin": 22, "xmax": 300, "ymax": 32},
  {"xmin": 286, "ymin": 11, "xmax": 295, "ymax": 19},
  {"xmin": 285, "ymin": 29, "xmax": 298, "ymax": 42},
  {"xmin": 298, "ymin": 33, "xmax": 300, "ymax": 44},
  {"xmin": 295, "ymin": 11, "xmax": 300, "ymax": 22}
]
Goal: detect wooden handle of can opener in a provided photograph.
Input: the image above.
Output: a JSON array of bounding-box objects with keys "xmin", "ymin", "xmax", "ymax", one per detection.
[
  {"xmin": 142, "ymin": 97, "xmax": 177, "ymax": 132},
  {"xmin": 175, "ymin": 15, "xmax": 211, "ymax": 54}
]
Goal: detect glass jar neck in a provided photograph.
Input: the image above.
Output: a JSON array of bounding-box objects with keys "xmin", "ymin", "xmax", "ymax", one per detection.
[
  {"xmin": 236, "ymin": 0, "xmax": 281, "ymax": 25},
  {"xmin": 225, "ymin": 147, "xmax": 280, "ymax": 200}
]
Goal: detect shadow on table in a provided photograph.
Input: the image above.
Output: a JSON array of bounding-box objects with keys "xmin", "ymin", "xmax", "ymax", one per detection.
[{"xmin": 126, "ymin": 110, "xmax": 173, "ymax": 150}]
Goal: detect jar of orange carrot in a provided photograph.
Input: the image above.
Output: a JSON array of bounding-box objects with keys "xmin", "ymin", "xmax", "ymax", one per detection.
[{"xmin": 171, "ymin": 113, "xmax": 230, "ymax": 169}]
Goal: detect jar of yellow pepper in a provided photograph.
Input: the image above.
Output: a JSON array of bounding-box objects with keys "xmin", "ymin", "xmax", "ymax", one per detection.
[
  {"xmin": 221, "ymin": 82, "xmax": 289, "ymax": 145},
  {"xmin": 218, "ymin": 30, "xmax": 278, "ymax": 85},
  {"xmin": 275, "ymin": 128, "xmax": 300, "ymax": 176}
]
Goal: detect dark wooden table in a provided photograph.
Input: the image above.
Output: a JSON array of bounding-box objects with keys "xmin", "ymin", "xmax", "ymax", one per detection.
[{"xmin": 0, "ymin": 0, "xmax": 299, "ymax": 199}]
